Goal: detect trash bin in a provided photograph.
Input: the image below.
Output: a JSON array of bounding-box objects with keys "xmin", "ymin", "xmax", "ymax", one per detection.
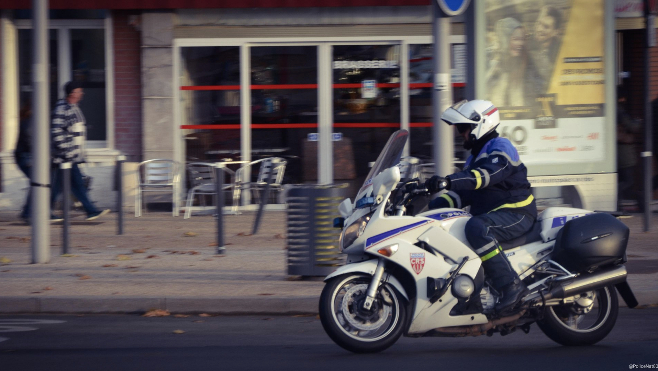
[{"xmin": 286, "ymin": 184, "xmax": 348, "ymax": 276}]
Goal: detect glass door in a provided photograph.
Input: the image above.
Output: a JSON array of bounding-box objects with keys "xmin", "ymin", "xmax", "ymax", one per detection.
[
  {"xmin": 250, "ymin": 45, "xmax": 318, "ymax": 185},
  {"xmin": 332, "ymin": 44, "xmax": 401, "ymax": 189}
]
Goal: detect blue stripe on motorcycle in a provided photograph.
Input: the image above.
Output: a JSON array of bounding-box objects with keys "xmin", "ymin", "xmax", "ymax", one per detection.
[
  {"xmin": 426, "ymin": 210, "xmax": 470, "ymax": 221},
  {"xmin": 366, "ymin": 220, "xmax": 429, "ymax": 248}
]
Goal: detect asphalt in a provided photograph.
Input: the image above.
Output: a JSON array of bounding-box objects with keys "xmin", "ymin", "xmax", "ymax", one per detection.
[{"xmin": 0, "ymin": 209, "xmax": 657, "ymax": 315}]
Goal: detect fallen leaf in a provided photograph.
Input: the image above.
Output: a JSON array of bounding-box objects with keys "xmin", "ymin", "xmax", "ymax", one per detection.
[
  {"xmin": 43, "ymin": 287, "xmax": 53, "ymax": 291},
  {"xmin": 6, "ymin": 236, "xmax": 20, "ymax": 240},
  {"xmin": 132, "ymin": 249, "xmax": 146, "ymax": 254},
  {"xmin": 31, "ymin": 291, "xmax": 42, "ymax": 294},
  {"xmin": 146, "ymin": 255, "xmax": 159, "ymax": 259},
  {"xmin": 198, "ymin": 313, "xmax": 211, "ymax": 317},
  {"xmin": 143, "ymin": 309, "xmax": 170, "ymax": 317},
  {"xmin": 61, "ymin": 254, "xmax": 78, "ymax": 258},
  {"xmin": 1, "ymin": 270, "xmax": 10, "ymax": 272},
  {"xmin": 258, "ymin": 293, "xmax": 274, "ymax": 296},
  {"xmin": 102, "ymin": 264, "xmax": 118, "ymax": 267},
  {"xmin": 213, "ymin": 254, "xmax": 226, "ymax": 258},
  {"xmin": 173, "ymin": 330, "xmax": 185, "ymax": 334},
  {"xmin": 19, "ymin": 237, "xmax": 31, "ymax": 243},
  {"xmin": 208, "ymin": 242, "xmax": 218, "ymax": 247},
  {"xmin": 78, "ymin": 275, "xmax": 92, "ymax": 280},
  {"xmin": 0, "ymin": 257, "xmax": 12, "ymax": 264},
  {"xmin": 173, "ymin": 314, "xmax": 190, "ymax": 318},
  {"xmin": 237, "ymin": 232, "xmax": 252, "ymax": 236},
  {"xmin": 117, "ymin": 255, "xmax": 132, "ymax": 261},
  {"xmin": 183, "ymin": 232, "xmax": 198, "ymax": 237},
  {"xmin": 274, "ymin": 234, "xmax": 285, "ymax": 239},
  {"xmin": 188, "ymin": 251, "xmax": 200, "ymax": 255},
  {"xmin": 124, "ymin": 266, "xmax": 141, "ymax": 269},
  {"xmin": 112, "ymin": 292, "xmax": 120, "ymax": 295}
]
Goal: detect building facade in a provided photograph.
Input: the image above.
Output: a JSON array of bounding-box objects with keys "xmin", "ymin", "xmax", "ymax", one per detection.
[{"xmin": 0, "ymin": 1, "xmax": 656, "ymax": 212}]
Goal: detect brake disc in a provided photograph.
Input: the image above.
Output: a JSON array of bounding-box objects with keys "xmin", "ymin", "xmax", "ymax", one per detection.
[{"xmin": 341, "ymin": 283, "xmax": 390, "ymax": 331}]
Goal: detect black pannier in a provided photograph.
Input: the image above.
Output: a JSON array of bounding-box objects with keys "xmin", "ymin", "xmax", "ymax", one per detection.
[{"xmin": 552, "ymin": 213, "xmax": 629, "ymax": 272}]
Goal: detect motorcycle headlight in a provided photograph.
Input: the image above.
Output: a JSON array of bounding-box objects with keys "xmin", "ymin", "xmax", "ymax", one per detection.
[{"xmin": 339, "ymin": 214, "xmax": 372, "ymax": 251}]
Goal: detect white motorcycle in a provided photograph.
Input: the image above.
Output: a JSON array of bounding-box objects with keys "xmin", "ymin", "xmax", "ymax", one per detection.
[{"xmin": 319, "ymin": 130, "xmax": 638, "ymax": 353}]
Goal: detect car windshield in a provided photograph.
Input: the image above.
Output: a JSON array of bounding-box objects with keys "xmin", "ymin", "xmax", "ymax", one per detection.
[{"xmin": 360, "ymin": 130, "xmax": 409, "ymax": 192}]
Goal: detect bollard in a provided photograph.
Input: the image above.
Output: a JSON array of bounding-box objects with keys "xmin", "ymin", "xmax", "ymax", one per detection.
[
  {"xmin": 116, "ymin": 155, "xmax": 126, "ymax": 235},
  {"xmin": 215, "ymin": 164, "xmax": 225, "ymax": 255},
  {"xmin": 61, "ymin": 162, "xmax": 72, "ymax": 255},
  {"xmin": 252, "ymin": 164, "xmax": 277, "ymax": 235}
]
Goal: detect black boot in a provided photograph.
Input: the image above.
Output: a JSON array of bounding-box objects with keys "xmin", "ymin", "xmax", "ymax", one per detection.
[
  {"xmin": 494, "ymin": 278, "xmax": 529, "ymax": 315},
  {"xmin": 480, "ymin": 248, "xmax": 528, "ymax": 315}
]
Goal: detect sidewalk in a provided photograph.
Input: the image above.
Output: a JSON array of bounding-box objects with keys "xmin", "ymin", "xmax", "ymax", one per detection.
[{"xmin": 0, "ymin": 210, "xmax": 657, "ymax": 315}]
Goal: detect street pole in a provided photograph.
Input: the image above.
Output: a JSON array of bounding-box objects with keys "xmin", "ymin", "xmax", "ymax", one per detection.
[
  {"xmin": 432, "ymin": 0, "xmax": 455, "ymax": 177},
  {"xmin": 644, "ymin": 0, "xmax": 654, "ymax": 231},
  {"xmin": 215, "ymin": 165, "xmax": 225, "ymax": 255},
  {"xmin": 31, "ymin": 0, "xmax": 50, "ymax": 263},
  {"xmin": 61, "ymin": 163, "xmax": 71, "ymax": 255}
]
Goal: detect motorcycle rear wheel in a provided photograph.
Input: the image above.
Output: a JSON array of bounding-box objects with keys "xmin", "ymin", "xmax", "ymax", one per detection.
[
  {"xmin": 319, "ymin": 274, "xmax": 407, "ymax": 353},
  {"xmin": 537, "ymin": 285, "xmax": 618, "ymax": 346}
]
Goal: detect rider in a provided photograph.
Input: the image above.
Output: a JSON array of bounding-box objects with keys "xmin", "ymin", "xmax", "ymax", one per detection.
[{"xmin": 425, "ymin": 99, "xmax": 537, "ymax": 315}]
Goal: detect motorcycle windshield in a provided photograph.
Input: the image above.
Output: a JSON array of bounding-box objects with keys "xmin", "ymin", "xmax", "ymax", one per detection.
[{"xmin": 360, "ymin": 130, "xmax": 409, "ymax": 193}]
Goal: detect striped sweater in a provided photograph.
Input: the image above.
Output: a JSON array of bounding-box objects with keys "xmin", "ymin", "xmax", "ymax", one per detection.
[{"xmin": 51, "ymin": 99, "xmax": 86, "ymax": 164}]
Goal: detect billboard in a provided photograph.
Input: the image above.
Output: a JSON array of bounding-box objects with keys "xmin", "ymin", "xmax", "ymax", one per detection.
[{"xmin": 478, "ymin": 0, "xmax": 613, "ymax": 175}]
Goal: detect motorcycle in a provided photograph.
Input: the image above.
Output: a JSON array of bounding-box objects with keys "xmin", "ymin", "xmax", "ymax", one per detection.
[{"xmin": 319, "ymin": 130, "xmax": 638, "ymax": 353}]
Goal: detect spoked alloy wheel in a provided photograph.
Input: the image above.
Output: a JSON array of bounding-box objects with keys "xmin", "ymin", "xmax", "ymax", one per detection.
[
  {"xmin": 537, "ymin": 285, "xmax": 618, "ymax": 346},
  {"xmin": 319, "ymin": 274, "xmax": 406, "ymax": 353}
]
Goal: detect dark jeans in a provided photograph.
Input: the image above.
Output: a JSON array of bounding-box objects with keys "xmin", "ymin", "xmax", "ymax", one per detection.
[
  {"xmin": 465, "ymin": 211, "xmax": 534, "ymax": 288},
  {"xmin": 51, "ymin": 162, "xmax": 99, "ymax": 216},
  {"xmin": 15, "ymin": 152, "xmax": 32, "ymax": 218}
]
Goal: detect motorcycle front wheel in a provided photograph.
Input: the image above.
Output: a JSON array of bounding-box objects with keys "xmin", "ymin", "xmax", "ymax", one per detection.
[
  {"xmin": 537, "ymin": 285, "xmax": 619, "ymax": 346},
  {"xmin": 319, "ymin": 274, "xmax": 407, "ymax": 353}
]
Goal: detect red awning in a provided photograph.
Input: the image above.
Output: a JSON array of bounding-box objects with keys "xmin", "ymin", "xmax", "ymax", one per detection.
[{"xmin": 1, "ymin": 0, "xmax": 430, "ymax": 9}]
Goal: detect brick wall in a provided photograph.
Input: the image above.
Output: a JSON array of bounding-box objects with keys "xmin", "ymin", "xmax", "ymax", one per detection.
[
  {"xmin": 0, "ymin": 19, "xmax": 3, "ymax": 153},
  {"xmin": 113, "ymin": 10, "xmax": 143, "ymax": 162},
  {"xmin": 622, "ymin": 28, "xmax": 658, "ymax": 120}
]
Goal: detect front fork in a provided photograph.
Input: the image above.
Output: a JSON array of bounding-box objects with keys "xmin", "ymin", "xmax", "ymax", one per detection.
[{"xmin": 363, "ymin": 258, "xmax": 386, "ymax": 310}]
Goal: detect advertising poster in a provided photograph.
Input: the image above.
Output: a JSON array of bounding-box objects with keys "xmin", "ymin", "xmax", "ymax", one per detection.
[{"xmin": 484, "ymin": 0, "xmax": 606, "ymax": 165}]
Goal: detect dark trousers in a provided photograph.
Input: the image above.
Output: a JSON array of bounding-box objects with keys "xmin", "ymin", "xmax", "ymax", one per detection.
[
  {"xmin": 15, "ymin": 152, "xmax": 32, "ymax": 218},
  {"xmin": 51, "ymin": 162, "xmax": 99, "ymax": 216},
  {"xmin": 465, "ymin": 211, "xmax": 534, "ymax": 289}
]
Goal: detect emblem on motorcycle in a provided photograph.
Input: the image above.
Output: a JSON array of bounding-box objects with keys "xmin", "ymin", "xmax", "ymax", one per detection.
[{"xmin": 410, "ymin": 253, "xmax": 425, "ymax": 275}]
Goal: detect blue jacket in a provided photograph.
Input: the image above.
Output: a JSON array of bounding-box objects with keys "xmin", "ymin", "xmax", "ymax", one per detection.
[{"xmin": 430, "ymin": 136, "xmax": 537, "ymax": 218}]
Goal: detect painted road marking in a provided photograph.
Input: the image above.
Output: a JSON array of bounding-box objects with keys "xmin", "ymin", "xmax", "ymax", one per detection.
[{"xmin": 0, "ymin": 319, "xmax": 66, "ymax": 343}]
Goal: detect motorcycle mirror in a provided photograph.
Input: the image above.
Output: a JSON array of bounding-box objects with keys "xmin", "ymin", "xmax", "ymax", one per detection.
[
  {"xmin": 338, "ymin": 198, "xmax": 353, "ymax": 218},
  {"xmin": 372, "ymin": 167, "xmax": 401, "ymax": 200}
]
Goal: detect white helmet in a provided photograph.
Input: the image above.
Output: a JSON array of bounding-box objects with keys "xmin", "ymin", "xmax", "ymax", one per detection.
[{"xmin": 440, "ymin": 99, "xmax": 500, "ymax": 140}]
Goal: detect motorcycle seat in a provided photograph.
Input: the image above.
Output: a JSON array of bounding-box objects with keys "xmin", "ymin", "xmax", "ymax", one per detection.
[{"xmin": 499, "ymin": 221, "xmax": 542, "ymax": 250}]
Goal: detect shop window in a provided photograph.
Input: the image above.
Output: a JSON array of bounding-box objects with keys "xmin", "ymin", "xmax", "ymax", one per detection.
[
  {"xmin": 250, "ymin": 46, "xmax": 318, "ymax": 185},
  {"xmin": 180, "ymin": 46, "xmax": 241, "ymax": 162},
  {"xmin": 332, "ymin": 44, "xmax": 401, "ymax": 188}
]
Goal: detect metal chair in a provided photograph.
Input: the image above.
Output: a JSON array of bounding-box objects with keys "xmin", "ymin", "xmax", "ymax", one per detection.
[
  {"xmin": 135, "ymin": 159, "xmax": 181, "ymax": 217},
  {"xmin": 233, "ymin": 157, "xmax": 287, "ymax": 210},
  {"xmin": 183, "ymin": 162, "xmax": 236, "ymax": 219}
]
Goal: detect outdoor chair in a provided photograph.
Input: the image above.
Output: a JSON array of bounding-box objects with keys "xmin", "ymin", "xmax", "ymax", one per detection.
[
  {"xmin": 183, "ymin": 162, "xmax": 236, "ymax": 219},
  {"xmin": 135, "ymin": 159, "xmax": 181, "ymax": 217},
  {"xmin": 233, "ymin": 157, "xmax": 287, "ymax": 210}
]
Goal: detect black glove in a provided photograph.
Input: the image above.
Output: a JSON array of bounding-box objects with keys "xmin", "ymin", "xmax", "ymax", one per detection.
[{"xmin": 425, "ymin": 176, "xmax": 449, "ymax": 193}]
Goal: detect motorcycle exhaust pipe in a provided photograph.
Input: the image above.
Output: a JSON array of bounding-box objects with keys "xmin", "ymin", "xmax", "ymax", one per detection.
[{"xmin": 538, "ymin": 265, "xmax": 628, "ymax": 302}]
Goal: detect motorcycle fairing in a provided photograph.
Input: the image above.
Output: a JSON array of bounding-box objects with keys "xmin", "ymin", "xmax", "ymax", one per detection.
[{"xmin": 325, "ymin": 259, "xmax": 409, "ymax": 301}]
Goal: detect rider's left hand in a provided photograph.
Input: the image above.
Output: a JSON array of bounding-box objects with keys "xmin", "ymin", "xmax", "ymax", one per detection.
[{"xmin": 426, "ymin": 176, "xmax": 449, "ymax": 193}]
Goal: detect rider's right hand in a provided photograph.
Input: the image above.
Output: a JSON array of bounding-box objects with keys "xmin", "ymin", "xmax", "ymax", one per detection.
[{"xmin": 425, "ymin": 176, "xmax": 449, "ymax": 193}]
